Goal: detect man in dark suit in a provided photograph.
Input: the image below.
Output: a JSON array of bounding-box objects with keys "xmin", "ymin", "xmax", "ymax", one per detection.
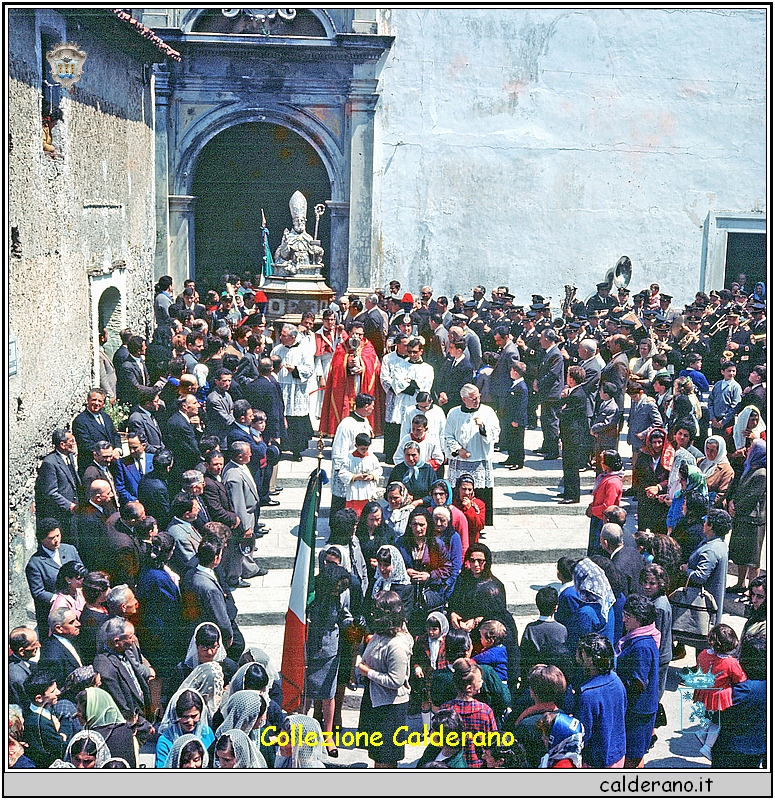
[
  {"xmin": 534, "ymin": 328, "xmax": 565, "ymax": 460},
  {"xmin": 101, "ymin": 502, "xmax": 147, "ymax": 588},
  {"xmin": 599, "ymin": 334, "xmax": 630, "ymax": 422},
  {"xmin": 180, "ymin": 538, "xmax": 234, "ymax": 648},
  {"xmin": 243, "ymin": 357, "xmax": 286, "ymax": 445},
  {"xmin": 578, "ymin": 339, "xmax": 604, "ymax": 417},
  {"xmin": 8, "ymin": 627, "xmax": 40, "ymax": 708},
  {"xmin": 71, "ymin": 388, "xmax": 123, "ymax": 474},
  {"xmin": 116, "ymin": 335, "xmax": 153, "ymax": 407},
  {"xmin": 226, "ymin": 400, "xmax": 265, "ymax": 483},
  {"xmin": 38, "ymin": 606, "xmax": 84, "ymax": 688},
  {"xmin": 111, "ymin": 328, "xmax": 133, "ymax": 372},
  {"xmin": 34, "ymin": 429, "xmax": 81, "ymax": 542},
  {"xmin": 82, "ymin": 439, "xmax": 120, "ymax": 505},
  {"xmin": 25, "ymin": 519, "xmax": 83, "ymax": 636},
  {"xmin": 163, "ymin": 394, "xmax": 203, "ymax": 492},
  {"xmin": 73, "ymin": 479, "xmax": 116, "ymax": 571},
  {"xmin": 558, "ymin": 366, "xmax": 591, "ymax": 504},
  {"xmin": 433, "ymin": 335, "xmax": 474, "ymax": 411},
  {"xmin": 600, "ymin": 523, "xmax": 646, "ymax": 596},
  {"xmin": 93, "ymin": 617, "xmax": 153, "ymax": 741},
  {"xmin": 22, "ymin": 671, "xmax": 69, "ymax": 768},
  {"xmin": 114, "ymin": 432, "xmax": 154, "ymax": 504},
  {"xmin": 363, "ymin": 293, "xmax": 389, "ymax": 357},
  {"xmin": 137, "ymin": 449, "xmax": 174, "ymax": 529},
  {"xmin": 127, "ymin": 386, "xmax": 165, "ymax": 454},
  {"xmin": 502, "ymin": 360, "xmax": 529, "ymax": 469}
]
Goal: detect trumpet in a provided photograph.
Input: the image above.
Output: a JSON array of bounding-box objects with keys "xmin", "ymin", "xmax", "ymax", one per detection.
[{"xmin": 706, "ymin": 316, "xmax": 729, "ymax": 337}]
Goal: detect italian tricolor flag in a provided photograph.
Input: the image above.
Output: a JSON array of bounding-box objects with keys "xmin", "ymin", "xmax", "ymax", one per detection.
[{"xmin": 280, "ymin": 468, "xmax": 323, "ymax": 712}]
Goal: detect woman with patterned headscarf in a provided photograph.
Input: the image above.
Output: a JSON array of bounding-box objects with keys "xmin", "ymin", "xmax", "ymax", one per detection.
[
  {"xmin": 632, "ymin": 427, "xmax": 671, "ymax": 534},
  {"xmin": 213, "ymin": 728, "xmax": 265, "ymax": 768},
  {"xmin": 274, "ymin": 714, "xmax": 328, "ymax": 769},
  {"xmin": 565, "ymin": 558, "xmax": 616, "ymax": 655}
]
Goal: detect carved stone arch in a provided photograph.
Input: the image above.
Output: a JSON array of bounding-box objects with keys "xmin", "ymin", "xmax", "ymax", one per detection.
[
  {"xmin": 179, "ymin": 8, "xmax": 338, "ymax": 37},
  {"xmin": 173, "ymin": 104, "xmax": 345, "ymax": 201}
]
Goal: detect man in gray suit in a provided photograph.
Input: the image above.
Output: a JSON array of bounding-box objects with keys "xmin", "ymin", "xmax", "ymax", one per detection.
[
  {"xmin": 680, "ymin": 508, "xmax": 731, "ymax": 625},
  {"xmin": 167, "ymin": 492, "xmax": 203, "ymax": 574},
  {"xmin": 25, "ymin": 519, "xmax": 83, "ymax": 636},
  {"xmin": 222, "ymin": 441, "xmax": 261, "ymax": 544},
  {"xmin": 626, "ymin": 381, "xmax": 663, "ymax": 456},
  {"xmin": 34, "ymin": 429, "xmax": 81, "ymax": 539},
  {"xmin": 205, "ymin": 368, "xmax": 235, "ymax": 448}
]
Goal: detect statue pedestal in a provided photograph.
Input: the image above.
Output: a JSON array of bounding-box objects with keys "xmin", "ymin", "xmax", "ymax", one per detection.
[{"xmin": 262, "ymin": 273, "xmax": 335, "ymax": 331}]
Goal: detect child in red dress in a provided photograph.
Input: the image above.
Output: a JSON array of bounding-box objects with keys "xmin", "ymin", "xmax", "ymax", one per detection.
[{"xmin": 693, "ymin": 624, "xmax": 746, "ymax": 760}]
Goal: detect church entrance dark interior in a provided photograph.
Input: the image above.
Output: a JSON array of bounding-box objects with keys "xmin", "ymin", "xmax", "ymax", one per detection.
[{"xmin": 193, "ymin": 122, "xmax": 332, "ymax": 292}]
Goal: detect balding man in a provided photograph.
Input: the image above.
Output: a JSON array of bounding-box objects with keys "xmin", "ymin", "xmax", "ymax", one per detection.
[
  {"xmin": 93, "ymin": 618, "xmax": 153, "ymax": 741},
  {"xmin": 102, "ymin": 501, "xmax": 148, "ymax": 587},
  {"xmin": 9, "ymin": 627, "xmax": 40, "ymax": 707},
  {"xmin": 73, "ymin": 479, "xmax": 116, "ymax": 570},
  {"xmin": 599, "ymin": 523, "xmax": 645, "ymax": 596}
]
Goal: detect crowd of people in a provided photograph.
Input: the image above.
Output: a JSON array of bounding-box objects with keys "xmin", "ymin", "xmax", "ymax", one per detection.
[{"xmin": 13, "ymin": 270, "xmax": 766, "ymax": 770}]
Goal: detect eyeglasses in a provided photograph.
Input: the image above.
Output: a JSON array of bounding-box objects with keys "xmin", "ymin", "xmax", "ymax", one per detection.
[{"xmin": 469, "ymin": 558, "xmax": 486, "ymax": 564}]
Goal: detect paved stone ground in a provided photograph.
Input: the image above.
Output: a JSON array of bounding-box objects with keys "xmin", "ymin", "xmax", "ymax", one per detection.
[{"xmin": 139, "ymin": 424, "xmax": 759, "ymax": 769}]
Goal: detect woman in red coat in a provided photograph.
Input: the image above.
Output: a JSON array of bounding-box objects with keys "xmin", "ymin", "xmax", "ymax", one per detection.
[{"xmin": 585, "ymin": 450, "xmax": 623, "ymax": 555}]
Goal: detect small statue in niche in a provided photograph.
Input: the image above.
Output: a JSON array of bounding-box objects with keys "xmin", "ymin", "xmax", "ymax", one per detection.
[{"xmin": 273, "ymin": 190, "xmax": 325, "ymax": 276}]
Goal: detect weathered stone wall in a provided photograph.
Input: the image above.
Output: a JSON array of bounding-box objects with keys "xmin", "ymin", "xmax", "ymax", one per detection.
[
  {"xmin": 8, "ymin": 9, "xmax": 156, "ymax": 625},
  {"xmin": 371, "ymin": 8, "xmax": 766, "ymax": 305}
]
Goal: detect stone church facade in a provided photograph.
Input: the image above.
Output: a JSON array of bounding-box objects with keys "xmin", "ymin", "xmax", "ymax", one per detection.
[{"xmin": 138, "ymin": 7, "xmax": 766, "ymax": 305}]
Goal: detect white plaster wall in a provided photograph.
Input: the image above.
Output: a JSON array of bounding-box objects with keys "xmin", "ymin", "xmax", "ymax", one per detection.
[{"xmin": 372, "ymin": 8, "xmax": 766, "ymax": 307}]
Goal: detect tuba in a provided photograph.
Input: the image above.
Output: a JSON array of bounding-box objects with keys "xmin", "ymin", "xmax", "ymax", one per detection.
[{"xmin": 585, "ymin": 255, "xmax": 633, "ymax": 302}]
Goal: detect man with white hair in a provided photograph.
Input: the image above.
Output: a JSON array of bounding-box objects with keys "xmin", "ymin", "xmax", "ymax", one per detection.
[
  {"xmin": 272, "ymin": 324, "xmax": 314, "ymax": 461},
  {"xmin": 444, "ymin": 384, "xmax": 500, "ymax": 526}
]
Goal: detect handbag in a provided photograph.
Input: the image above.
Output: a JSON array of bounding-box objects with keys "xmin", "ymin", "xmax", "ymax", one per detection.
[{"xmin": 669, "ymin": 584, "xmax": 718, "ymax": 640}]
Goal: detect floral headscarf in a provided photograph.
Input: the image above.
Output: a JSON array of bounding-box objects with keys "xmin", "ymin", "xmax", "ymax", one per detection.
[{"xmin": 572, "ymin": 558, "xmax": 615, "ymax": 620}]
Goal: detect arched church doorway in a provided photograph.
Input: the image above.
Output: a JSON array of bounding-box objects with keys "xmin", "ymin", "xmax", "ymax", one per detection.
[
  {"xmin": 98, "ymin": 286, "xmax": 122, "ymax": 359},
  {"xmin": 193, "ymin": 122, "xmax": 332, "ymax": 292}
]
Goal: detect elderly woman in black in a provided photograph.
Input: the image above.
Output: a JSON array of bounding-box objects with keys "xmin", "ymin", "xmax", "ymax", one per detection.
[{"xmin": 447, "ymin": 543, "xmax": 506, "ymax": 631}]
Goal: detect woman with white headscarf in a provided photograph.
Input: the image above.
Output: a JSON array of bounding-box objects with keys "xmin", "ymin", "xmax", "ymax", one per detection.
[
  {"xmin": 274, "ymin": 714, "xmax": 327, "ymax": 769},
  {"xmin": 698, "ymin": 435, "xmax": 735, "ymax": 506},
  {"xmin": 156, "ymin": 687, "xmax": 215, "ymax": 768},
  {"xmin": 565, "ymin": 558, "xmax": 616, "ymax": 654},
  {"xmin": 215, "ymin": 690, "xmax": 269, "ymax": 767},
  {"xmin": 178, "ymin": 622, "xmax": 237, "ymax": 685},
  {"xmin": 62, "ymin": 729, "xmax": 111, "ymax": 769},
  {"xmin": 165, "ymin": 733, "xmax": 209, "ymax": 769},
  {"xmin": 177, "ymin": 661, "xmax": 225, "ymax": 718},
  {"xmin": 366, "ymin": 544, "xmax": 414, "ymax": 626},
  {"xmin": 213, "ymin": 728, "xmax": 265, "ymax": 768},
  {"xmin": 732, "ymin": 405, "xmax": 766, "ymax": 453}
]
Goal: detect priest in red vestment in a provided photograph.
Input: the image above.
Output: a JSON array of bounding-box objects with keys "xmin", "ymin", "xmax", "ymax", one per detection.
[{"xmin": 320, "ymin": 322, "xmax": 384, "ymax": 436}]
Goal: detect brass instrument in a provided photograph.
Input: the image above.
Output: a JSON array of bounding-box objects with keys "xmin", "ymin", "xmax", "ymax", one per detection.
[
  {"xmin": 706, "ymin": 316, "xmax": 729, "ymax": 337},
  {"xmin": 584, "ymin": 255, "xmax": 633, "ymax": 302},
  {"xmin": 670, "ymin": 315, "xmax": 700, "ymax": 350},
  {"xmin": 562, "ymin": 285, "xmax": 577, "ymax": 314},
  {"xmin": 751, "ymin": 331, "xmax": 767, "ymax": 345}
]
